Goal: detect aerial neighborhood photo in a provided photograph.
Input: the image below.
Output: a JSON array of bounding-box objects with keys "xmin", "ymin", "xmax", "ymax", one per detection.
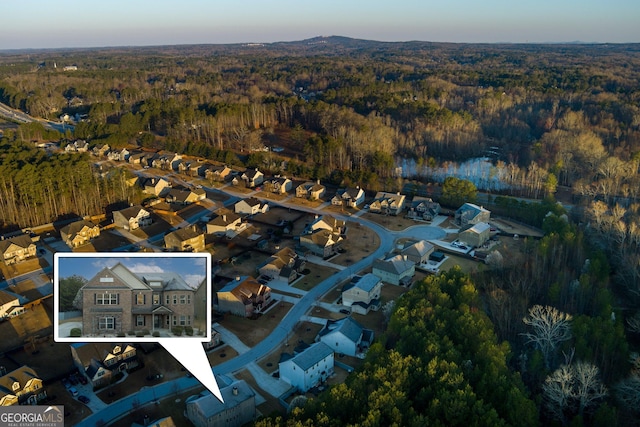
[{"xmin": 0, "ymin": 1, "xmax": 639, "ymax": 426}]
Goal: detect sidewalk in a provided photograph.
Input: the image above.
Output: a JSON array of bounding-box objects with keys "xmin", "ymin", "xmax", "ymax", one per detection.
[{"xmin": 213, "ymin": 323, "xmax": 250, "ymax": 354}]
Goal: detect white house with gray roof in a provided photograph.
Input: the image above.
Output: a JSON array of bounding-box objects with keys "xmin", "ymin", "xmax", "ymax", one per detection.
[
  {"xmin": 341, "ymin": 274, "xmax": 382, "ymax": 315},
  {"xmin": 401, "ymin": 240, "xmax": 435, "ymax": 265},
  {"xmin": 317, "ymin": 316, "xmax": 374, "ymax": 358},
  {"xmin": 185, "ymin": 379, "xmax": 255, "ymax": 427},
  {"xmin": 279, "ymin": 342, "xmax": 334, "ymax": 392},
  {"xmin": 455, "ymin": 203, "xmax": 491, "ymax": 227},
  {"xmin": 372, "ymin": 254, "xmax": 415, "ymax": 286}
]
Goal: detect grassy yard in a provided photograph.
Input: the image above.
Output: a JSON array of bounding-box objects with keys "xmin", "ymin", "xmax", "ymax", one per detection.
[
  {"xmin": 0, "ymin": 257, "xmax": 48, "ymax": 280},
  {"xmin": 292, "ymin": 262, "xmax": 339, "ymax": 291},
  {"xmin": 218, "ymin": 301, "xmax": 293, "ymax": 347}
]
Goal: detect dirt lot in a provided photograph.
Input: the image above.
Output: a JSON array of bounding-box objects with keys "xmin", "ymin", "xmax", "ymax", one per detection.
[
  {"xmin": 329, "ymin": 221, "xmax": 380, "ymax": 267},
  {"xmin": 75, "ymin": 230, "xmax": 132, "ymax": 252},
  {"xmin": 0, "ymin": 303, "xmax": 53, "ymax": 353},
  {"xmin": 292, "ymin": 262, "xmax": 339, "ymax": 291},
  {"xmin": 218, "ymin": 301, "xmax": 293, "ymax": 348},
  {"xmin": 9, "ymin": 340, "xmax": 75, "ymax": 381},
  {"xmin": 0, "ymin": 256, "xmax": 49, "ymax": 280}
]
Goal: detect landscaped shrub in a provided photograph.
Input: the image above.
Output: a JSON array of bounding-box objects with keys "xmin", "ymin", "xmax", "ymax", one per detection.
[
  {"xmin": 152, "ymin": 331, "xmax": 160, "ymax": 337},
  {"xmin": 116, "ymin": 332, "xmax": 125, "ymax": 337},
  {"xmin": 70, "ymin": 328, "xmax": 81, "ymax": 337},
  {"xmin": 127, "ymin": 330, "xmax": 135, "ymax": 336},
  {"xmin": 185, "ymin": 326, "xmax": 194, "ymax": 336},
  {"xmin": 142, "ymin": 329, "xmax": 150, "ymax": 335},
  {"xmin": 172, "ymin": 326, "xmax": 183, "ymax": 336}
]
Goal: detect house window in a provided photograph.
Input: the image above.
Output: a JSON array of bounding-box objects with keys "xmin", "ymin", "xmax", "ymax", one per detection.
[
  {"xmin": 99, "ymin": 317, "xmax": 115, "ymax": 330},
  {"xmin": 165, "ymin": 294, "xmax": 170, "ymax": 305},
  {"xmin": 96, "ymin": 293, "xmax": 118, "ymax": 305},
  {"xmin": 179, "ymin": 315, "xmax": 187, "ymax": 326},
  {"xmin": 180, "ymin": 294, "xmax": 191, "ymax": 304},
  {"xmin": 173, "ymin": 295, "xmax": 178, "ymax": 305},
  {"xmin": 172, "ymin": 316, "xmax": 177, "ymax": 326},
  {"xmin": 137, "ymin": 315, "xmax": 145, "ymax": 327},
  {"xmin": 136, "ymin": 293, "xmax": 145, "ymax": 305},
  {"xmin": 153, "ymin": 294, "xmax": 160, "ymax": 305}
]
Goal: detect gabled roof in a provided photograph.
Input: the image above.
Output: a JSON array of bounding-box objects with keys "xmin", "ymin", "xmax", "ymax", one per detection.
[
  {"xmin": 286, "ymin": 342, "xmax": 333, "ymax": 371},
  {"xmin": 115, "ymin": 205, "xmax": 149, "ymax": 219},
  {"xmin": 342, "ymin": 273, "xmax": 381, "ymax": 293},
  {"xmin": 0, "ymin": 290, "xmax": 18, "ymax": 306},
  {"xmin": 207, "ymin": 208, "xmax": 240, "ymax": 227},
  {"xmin": 60, "ymin": 219, "xmax": 97, "ymax": 236},
  {"xmin": 0, "ymin": 235, "xmax": 34, "ymax": 253},
  {"xmin": 238, "ymin": 197, "xmax": 261, "ymax": 208},
  {"xmin": 318, "ymin": 316, "xmax": 367, "ymax": 343},
  {"xmin": 242, "ymin": 168, "xmax": 262, "ymax": 179},
  {"xmin": 462, "ymin": 222, "xmax": 491, "ymax": 234},
  {"xmin": 373, "ymin": 254, "xmax": 414, "ymax": 275},
  {"xmin": 219, "ymin": 276, "xmax": 270, "ymax": 303},
  {"xmin": 187, "ymin": 380, "xmax": 254, "ymax": 418},
  {"xmin": 139, "ymin": 272, "xmax": 193, "ymax": 291},
  {"xmin": 0, "ymin": 366, "xmax": 40, "ymax": 396},
  {"xmin": 165, "ymin": 227, "xmax": 203, "ymax": 243},
  {"xmin": 401, "ymin": 240, "xmax": 434, "ymax": 258},
  {"xmin": 342, "ymin": 187, "xmax": 364, "ymax": 199}
]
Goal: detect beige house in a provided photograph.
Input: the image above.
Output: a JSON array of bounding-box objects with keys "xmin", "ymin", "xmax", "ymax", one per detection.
[
  {"xmin": 369, "ymin": 192, "xmax": 406, "ymax": 215},
  {"xmin": 78, "ymin": 262, "xmax": 198, "ymax": 336},
  {"xmin": 165, "ymin": 188, "xmax": 204, "ymax": 205},
  {"xmin": 205, "ymin": 165, "xmax": 232, "ymax": 182},
  {"xmin": 300, "ymin": 229, "xmax": 343, "ymax": 258},
  {"xmin": 0, "ymin": 366, "xmax": 46, "ymax": 406},
  {"xmin": 331, "ymin": 187, "xmax": 365, "ymax": 208},
  {"xmin": 186, "ymin": 379, "xmax": 256, "ymax": 427},
  {"xmin": 140, "ymin": 177, "xmax": 171, "ymax": 196},
  {"xmin": 216, "ymin": 276, "xmax": 271, "ymax": 318},
  {"xmin": 0, "ymin": 235, "xmax": 36, "ymax": 265},
  {"xmin": 113, "ymin": 205, "xmax": 152, "ymax": 230},
  {"xmin": 257, "ymin": 247, "xmax": 306, "ymax": 283},
  {"xmin": 264, "ymin": 176, "xmax": 292, "ymax": 194},
  {"xmin": 60, "ymin": 220, "xmax": 100, "ymax": 248},
  {"xmin": 296, "ymin": 181, "xmax": 326, "ymax": 200},
  {"xmin": 0, "ymin": 290, "xmax": 21, "ymax": 319},
  {"xmin": 401, "ymin": 240, "xmax": 434, "ymax": 265},
  {"xmin": 459, "ymin": 222, "xmax": 491, "ymax": 247},
  {"xmin": 206, "ymin": 208, "xmax": 242, "ymax": 235},
  {"xmin": 70, "ymin": 343, "xmax": 139, "ymax": 389},
  {"xmin": 164, "ymin": 227, "xmax": 206, "ymax": 252},
  {"xmin": 234, "ymin": 197, "xmax": 269, "ymax": 216},
  {"xmin": 241, "ymin": 168, "xmax": 264, "ymax": 188},
  {"xmin": 407, "ymin": 196, "xmax": 441, "ymax": 221}
]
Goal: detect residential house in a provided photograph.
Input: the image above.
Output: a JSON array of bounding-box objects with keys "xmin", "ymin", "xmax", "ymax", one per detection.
[
  {"xmin": 372, "ymin": 254, "xmax": 415, "ymax": 286},
  {"xmin": 407, "ymin": 197, "xmax": 441, "ymax": 221},
  {"xmin": 205, "ymin": 208, "xmax": 242, "ymax": 235},
  {"xmin": 92, "ymin": 144, "xmax": 110, "ymax": 157},
  {"xmin": 0, "ymin": 290, "xmax": 20, "ymax": 319},
  {"xmin": 203, "ymin": 329, "xmax": 222, "ymax": 351},
  {"xmin": 455, "ymin": 203, "xmax": 491, "ymax": 227},
  {"xmin": 140, "ymin": 177, "xmax": 171, "ymax": 196},
  {"xmin": 0, "ymin": 366, "xmax": 46, "ymax": 406},
  {"xmin": 64, "ymin": 140, "xmax": 89, "ymax": 153},
  {"xmin": 257, "ymin": 247, "xmax": 306, "ymax": 283},
  {"xmin": 369, "ymin": 192, "xmax": 406, "ymax": 215},
  {"xmin": 70, "ymin": 343, "xmax": 139, "ymax": 389},
  {"xmin": 205, "ymin": 165, "xmax": 232, "ymax": 183},
  {"xmin": 331, "ymin": 187, "xmax": 365, "ymax": 208},
  {"xmin": 264, "ymin": 176, "xmax": 292, "ymax": 194},
  {"xmin": 113, "ymin": 205, "xmax": 152, "ymax": 231},
  {"xmin": 185, "ymin": 380, "xmax": 255, "ymax": 427},
  {"xmin": 164, "ymin": 226, "xmax": 205, "ymax": 252},
  {"xmin": 401, "ymin": 240, "xmax": 434, "ymax": 265},
  {"xmin": 241, "ymin": 168, "xmax": 264, "ymax": 188},
  {"xmin": 0, "ymin": 235, "xmax": 36, "ymax": 265},
  {"xmin": 108, "ymin": 148, "xmax": 130, "ymax": 161},
  {"xmin": 165, "ymin": 188, "xmax": 204, "ymax": 205},
  {"xmin": 295, "ymin": 181, "xmax": 326, "ymax": 200},
  {"xmin": 132, "ymin": 417, "xmax": 176, "ymax": 427},
  {"xmin": 152, "ymin": 153, "xmax": 182, "ymax": 170},
  {"xmin": 459, "ymin": 222, "xmax": 491, "ymax": 248},
  {"xmin": 234, "ymin": 197, "xmax": 269, "ymax": 216},
  {"xmin": 300, "ymin": 229, "xmax": 343, "ymax": 259},
  {"xmin": 341, "ymin": 274, "xmax": 382, "ymax": 315},
  {"xmin": 127, "ymin": 151, "xmax": 147, "ymax": 165},
  {"xmin": 60, "ymin": 220, "xmax": 100, "ymax": 248},
  {"xmin": 279, "ymin": 342, "xmax": 334, "ymax": 392},
  {"xmin": 317, "ymin": 316, "xmax": 374, "ymax": 358},
  {"xmin": 304, "ymin": 214, "xmax": 345, "ymax": 236},
  {"xmin": 79, "ymin": 262, "xmax": 198, "ymax": 335},
  {"xmin": 216, "ymin": 276, "xmax": 271, "ymax": 318}
]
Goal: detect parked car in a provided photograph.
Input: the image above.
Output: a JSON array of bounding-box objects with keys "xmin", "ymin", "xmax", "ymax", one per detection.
[
  {"xmin": 339, "ymin": 309, "xmax": 351, "ymax": 315},
  {"xmin": 69, "ymin": 387, "xmax": 79, "ymax": 397},
  {"xmin": 78, "ymin": 395, "xmax": 90, "ymax": 404},
  {"xmin": 62, "ymin": 379, "xmax": 71, "ymax": 389}
]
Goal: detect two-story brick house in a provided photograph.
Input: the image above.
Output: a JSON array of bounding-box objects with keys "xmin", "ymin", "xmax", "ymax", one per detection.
[{"xmin": 79, "ymin": 262, "xmax": 198, "ymax": 336}]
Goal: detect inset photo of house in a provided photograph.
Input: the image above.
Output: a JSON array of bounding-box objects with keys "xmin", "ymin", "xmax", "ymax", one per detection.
[{"xmin": 54, "ymin": 253, "xmax": 211, "ymax": 342}]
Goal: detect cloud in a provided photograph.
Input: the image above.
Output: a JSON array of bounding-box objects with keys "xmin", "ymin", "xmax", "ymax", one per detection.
[
  {"xmin": 91, "ymin": 259, "xmax": 119, "ymax": 270},
  {"xmin": 184, "ymin": 274, "xmax": 205, "ymax": 289},
  {"xmin": 128, "ymin": 263, "xmax": 165, "ymax": 273}
]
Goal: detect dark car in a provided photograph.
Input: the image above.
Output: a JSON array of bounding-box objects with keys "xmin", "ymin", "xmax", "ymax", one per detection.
[
  {"xmin": 78, "ymin": 395, "xmax": 90, "ymax": 404},
  {"xmin": 339, "ymin": 309, "xmax": 351, "ymax": 315}
]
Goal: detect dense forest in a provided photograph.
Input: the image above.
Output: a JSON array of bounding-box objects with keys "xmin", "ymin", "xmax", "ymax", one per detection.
[{"xmin": 2, "ymin": 38, "xmax": 640, "ymax": 425}]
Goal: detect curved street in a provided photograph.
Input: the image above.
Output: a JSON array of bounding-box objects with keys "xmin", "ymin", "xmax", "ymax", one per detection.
[{"xmin": 76, "ymin": 187, "xmax": 444, "ymax": 426}]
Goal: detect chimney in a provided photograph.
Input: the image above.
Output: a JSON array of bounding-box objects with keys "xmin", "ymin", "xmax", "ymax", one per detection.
[
  {"xmin": 222, "ymin": 214, "xmax": 226, "ymax": 222},
  {"xmin": 235, "ymin": 276, "xmax": 240, "ymax": 282},
  {"xmin": 232, "ymin": 386, "xmax": 238, "ymax": 396}
]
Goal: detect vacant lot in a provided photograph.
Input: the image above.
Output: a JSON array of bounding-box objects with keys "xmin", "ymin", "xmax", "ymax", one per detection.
[
  {"xmin": 0, "ymin": 256, "xmax": 48, "ymax": 280},
  {"xmin": 219, "ymin": 301, "xmax": 293, "ymax": 348},
  {"xmin": 329, "ymin": 221, "xmax": 380, "ymax": 267},
  {"xmin": 0, "ymin": 303, "xmax": 53, "ymax": 353}
]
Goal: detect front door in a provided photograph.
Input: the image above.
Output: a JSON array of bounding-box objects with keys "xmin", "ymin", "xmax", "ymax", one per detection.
[{"xmin": 154, "ymin": 315, "xmax": 161, "ymax": 329}]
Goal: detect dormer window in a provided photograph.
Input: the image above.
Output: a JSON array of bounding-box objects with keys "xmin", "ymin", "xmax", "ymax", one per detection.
[{"xmin": 11, "ymin": 381, "xmax": 20, "ymax": 392}]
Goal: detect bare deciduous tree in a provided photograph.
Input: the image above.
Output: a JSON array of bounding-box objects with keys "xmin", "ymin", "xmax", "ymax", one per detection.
[
  {"xmin": 522, "ymin": 305, "xmax": 572, "ymax": 369},
  {"xmin": 543, "ymin": 362, "xmax": 607, "ymax": 423}
]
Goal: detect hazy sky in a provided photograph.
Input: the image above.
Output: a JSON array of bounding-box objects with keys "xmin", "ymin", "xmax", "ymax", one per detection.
[{"xmin": 1, "ymin": 0, "xmax": 638, "ymax": 49}]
